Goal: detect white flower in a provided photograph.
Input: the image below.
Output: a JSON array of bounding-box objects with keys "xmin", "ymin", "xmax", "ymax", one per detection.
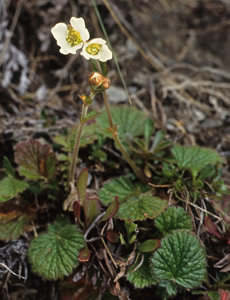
[
  {"xmin": 51, "ymin": 17, "xmax": 90, "ymax": 55},
  {"xmin": 80, "ymin": 38, "xmax": 112, "ymax": 62}
]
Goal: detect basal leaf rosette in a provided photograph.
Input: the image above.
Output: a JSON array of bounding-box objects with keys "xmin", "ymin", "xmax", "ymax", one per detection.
[
  {"xmin": 150, "ymin": 231, "xmax": 206, "ymax": 289},
  {"xmin": 28, "ymin": 218, "xmax": 84, "ymax": 280},
  {"xmin": 127, "ymin": 253, "xmax": 157, "ymax": 288},
  {"xmin": 155, "ymin": 206, "xmax": 193, "ymax": 236},
  {"xmin": 117, "ymin": 191, "xmax": 168, "ymax": 221}
]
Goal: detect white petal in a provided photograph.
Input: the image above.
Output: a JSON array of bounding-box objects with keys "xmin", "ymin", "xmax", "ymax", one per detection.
[
  {"xmin": 98, "ymin": 45, "xmax": 112, "ymax": 62},
  {"xmin": 70, "ymin": 17, "xmax": 85, "ymax": 30},
  {"xmin": 70, "ymin": 17, "xmax": 90, "ymax": 42},
  {"xmin": 87, "ymin": 38, "xmax": 106, "ymax": 46},
  {"xmin": 51, "ymin": 23, "xmax": 68, "ymax": 45},
  {"xmin": 59, "ymin": 47, "xmax": 70, "ymax": 55},
  {"xmin": 80, "ymin": 38, "xmax": 112, "ymax": 61},
  {"xmin": 80, "ymin": 49, "xmax": 90, "ymax": 60}
]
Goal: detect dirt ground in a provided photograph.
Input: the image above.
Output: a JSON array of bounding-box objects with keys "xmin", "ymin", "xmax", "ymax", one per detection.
[{"xmin": 0, "ymin": 0, "xmax": 230, "ymax": 299}]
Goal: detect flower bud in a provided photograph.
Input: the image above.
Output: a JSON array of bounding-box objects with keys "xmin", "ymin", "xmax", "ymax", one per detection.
[
  {"xmin": 102, "ymin": 77, "xmax": 110, "ymax": 89},
  {"xmin": 88, "ymin": 72, "xmax": 104, "ymax": 87}
]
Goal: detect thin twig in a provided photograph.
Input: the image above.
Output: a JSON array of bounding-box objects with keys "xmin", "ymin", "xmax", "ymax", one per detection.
[
  {"xmin": 0, "ymin": 263, "xmax": 26, "ymax": 280},
  {"xmin": 84, "ymin": 211, "xmax": 106, "ymax": 242}
]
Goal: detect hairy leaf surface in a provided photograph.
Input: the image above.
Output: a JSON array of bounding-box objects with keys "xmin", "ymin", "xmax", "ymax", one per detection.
[
  {"xmin": 172, "ymin": 145, "xmax": 223, "ymax": 178},
  {"xmin": 14, "ymin": 139, "xmax": 56, "ymax": 180},
  {"xmin": 0, "ymin": 215, "xmax": 29, "ymax": 241},
  {"xmin": 117, "ymin": 191, "xmax": 167, "ymax": 221},
  {"xmin": 127, "ymin": 253, "xmax": 157, "ymax": 288},
  {"xmin": 97, "ymin": 106, "xmax": 148, "ymax": 143},
  {"xmin": 28, "ymin": 217, "xmax": 84, "ymax": 280},
  {"xmin": 99, "ymin": 175, "xmax": 146, "ymax": 206},
  {"xmin": 155, "ymin": 207, "xmax": 192, "ymax": 236},
  {"xmin": 0, "ymin": 177, "xmax": 28, "ymax": 202},
  {"xmin": 151, "ymin": 231, "xmax": 206, "ymax": 289}
]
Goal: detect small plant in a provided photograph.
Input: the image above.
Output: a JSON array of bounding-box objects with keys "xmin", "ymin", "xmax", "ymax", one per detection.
[{"xmin": 0, "ymin": 15, "xmax": 229, "ymax": 300}]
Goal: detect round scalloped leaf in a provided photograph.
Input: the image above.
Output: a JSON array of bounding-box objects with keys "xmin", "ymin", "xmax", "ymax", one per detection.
[
  {"xmin": 99, "ymin": 176, "xmax": 146, "ymax": 206},
  {"xmin": 127, "ymin": 253, "xmax": 157, "ymax": 288},
  {"xmin": 151, "ymin": 231, "xmax": 206, "ymax": 289},
  {"xmin": 97, "ymin": 106, "xmax": 148, "ymax": 143},
  {"xmin": 0, "ymin": 215, "xmax": 29, "ymax": 241},
  {"xmin": 0, "ymin": 177, "xmax": 28, "ymax": 202},
  {"xmin": 171, "ymin": 145, "xmax": 223, "ymax": 178},
  {"xmin": 28, "ymin": 218, "xmax": 84, "ymax": 280},
  {"xmin": 14, "ymin": 139, "xmax": 56, "ymax": 180},
  {"xmin": 117, "ymin": 191, "xmax": 168, "ymax": 221},
  {"xmin": 155, "ymin": 207, "xmax": 192, "ymax": 236}
]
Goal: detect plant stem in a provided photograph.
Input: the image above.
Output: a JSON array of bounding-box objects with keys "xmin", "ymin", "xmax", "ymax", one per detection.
[
  {"xmin": 102, "ymin": 88, "xmax": 114, "ymax": 128},
  {"xmin": 112, "ymin": 132, "xmax": 146, "ymax": 182},
  {"xmin": 69, "ymin": 104, "xmax": 88, "ymax": 187},
  {"xmin": 95, "ymin": 60, "xmax": 146, "ymax": 182}
]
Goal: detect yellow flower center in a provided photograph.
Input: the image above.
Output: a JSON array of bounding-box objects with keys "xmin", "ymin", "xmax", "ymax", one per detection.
[
  {"xmin": 66, "ymin": 26, "xmax": 82, "ymax": 47},
  {"xmin": 86, "ymin": 43, "xmax": 102, "ymax": 55}
]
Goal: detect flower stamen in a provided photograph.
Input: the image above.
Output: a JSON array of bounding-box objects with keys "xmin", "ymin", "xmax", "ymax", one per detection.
[
  {"xmin": 66, "ymin": 25, "xmax": 82, "ymax": 47},
  {"xmin": 86, "ymin": 43, "xmax": 102, "ymax": 55}
]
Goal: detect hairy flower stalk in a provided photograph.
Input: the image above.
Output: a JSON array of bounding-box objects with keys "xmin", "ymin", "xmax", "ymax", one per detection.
[
  {"xmin": 68, "ymin": 102, "xmax": 89, "ymax": 188},
  {"xmin": 95, "ymin": 61, "xmax": 146, "ymax": 182}
]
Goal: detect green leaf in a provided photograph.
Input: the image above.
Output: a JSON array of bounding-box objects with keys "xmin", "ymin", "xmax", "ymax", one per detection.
[
  {"xmin": 155, "ymin": 207, "xmax": 193, "ymax": 236},
  {"xmin": 151, "ymin": 130, "xmax": 166, "ymax": 152},
  {"xmin": 97, "ymin": 106, "xmax": 148, "ymax": 144},
  {"xmin": 83, "ymin": 195, "xmax": 101, "ymax": 228},
  {"xmin": 117, "ymin": 191, "xmax": 168, "ymax": 221},
  {"xmin": 125, "ymin": 221, "xmax": 138, "ymax": 244},
  {"xmin": 158, "ymin": 281, "xmax": 178, "ymax": 298},
  {"xmin": 0, "ymin": 177, "xmax": 28, "ymax": 202},
  {"xmin": 172, "ymin": 145, "xmax": 223, "ymax": 178},
  {"xmin": 3, "ymin": 156, "xmax": 15, "ymax": 177},
  {"xmin": 55, "ymin": 123, "xmax": 99, "ymax": 153},
  {"xmin": 99, "ymin": 175, "xmax": 146, "ymax": 206},
  {"xmin": 144, "ymin": 118, "xmax": 154, "ymax": 148},
  {"xmin": 76, "ymin": 168, "xmax": 88, "ymax": 206},
  {"xmin": 138, "ymin": 239, "xmax": 159, "ymax": 253},
  {"xmin": 151, "ymin": 231, "xmax": 206, "ymax": 289},
  {"xmin": 78, "ymin": 247, "xmax": 91, "ymax": 263},
  {"xmin": 127, "ymin": 253, "xmax": 157, "ymax": 288},
  {"xmin": 101, "ymin": 196, "xmax": 119, "ymax": 222},
  {"xmin": 14, "ymin": 139, "xmax": 56, "ymax": 180},
  {"xmin": 28, "ymin": 217, "xmax": 84, "ymax": 280},
  {"xmin": 0, "ymin": 215, "xmax": 29, "ymax": 241}
]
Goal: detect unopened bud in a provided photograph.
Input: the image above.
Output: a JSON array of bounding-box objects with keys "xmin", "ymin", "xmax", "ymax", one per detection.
[
  {"xmin": 79, "ymin": 94, "xmax": 92, "ymax": 105},
  {"xmin": 89, "ymin": 72, "xmax": 104, "ymax": 87},
  {"xmin": 102, "ymin": 77, "xmax": 110, "ymax": 89}
]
